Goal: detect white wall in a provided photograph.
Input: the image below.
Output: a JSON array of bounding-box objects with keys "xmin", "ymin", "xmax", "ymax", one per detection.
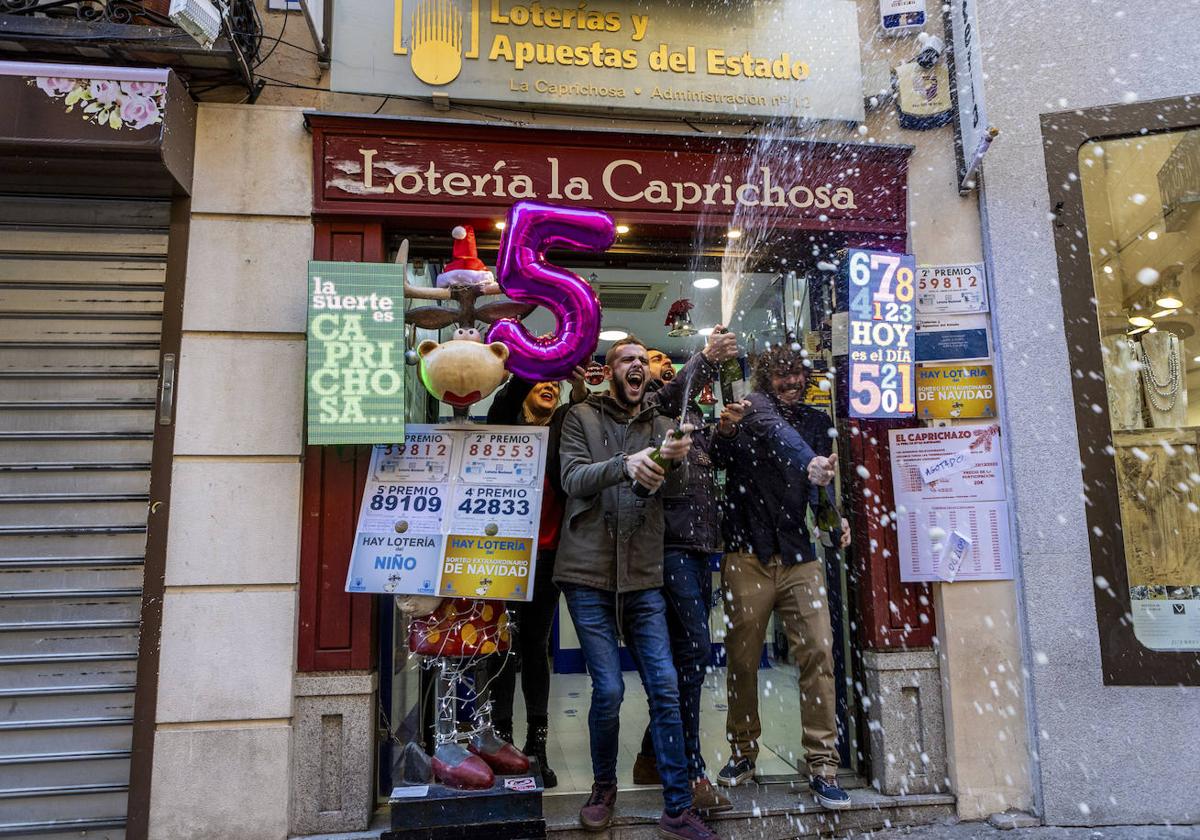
[{"xmin": 976, "ymin": 0, "xmax": 1200, "ymax": 826}]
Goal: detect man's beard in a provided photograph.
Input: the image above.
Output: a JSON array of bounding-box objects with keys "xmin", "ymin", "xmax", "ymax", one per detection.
[{"xmin": 613, "ymin": 372, "xmax": 645, "ymax": 408}]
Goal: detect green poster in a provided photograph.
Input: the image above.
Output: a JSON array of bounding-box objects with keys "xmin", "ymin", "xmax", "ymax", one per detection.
[{"xmin": 306, "ymin": 261, "xmax": 406, "ymax": 445}]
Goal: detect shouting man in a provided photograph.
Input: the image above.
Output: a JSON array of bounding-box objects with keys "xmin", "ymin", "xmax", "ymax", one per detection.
[{"xmin": 556, "ymin": 336, "xmax": 719, "ymax": 840}]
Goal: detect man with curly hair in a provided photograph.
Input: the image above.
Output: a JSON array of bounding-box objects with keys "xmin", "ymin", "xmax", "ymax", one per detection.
[{"xmin": 715, "ymin": 344, "xmax": 852, "ymax": 811}]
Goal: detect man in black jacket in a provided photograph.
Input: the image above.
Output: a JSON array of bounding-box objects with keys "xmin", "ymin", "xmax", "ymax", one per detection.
[{"xmin": 715, "ymin": 345, "xmax": 852, "ymax": 812}]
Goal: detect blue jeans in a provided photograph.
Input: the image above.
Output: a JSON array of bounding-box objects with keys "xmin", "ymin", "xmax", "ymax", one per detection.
[
  {"xmin": 561, "ymin": 584, "xmax": 691, "ymax": 815},
  {"xmin": 641, "ymin": 549, "xmax": 713, "ymax": 780}
]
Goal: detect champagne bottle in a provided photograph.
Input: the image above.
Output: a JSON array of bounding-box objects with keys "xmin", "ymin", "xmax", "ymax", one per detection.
[
  {"xmin": 815, "ymin": 485, "xmax": 843, "ymax": 544},
  {"xmin": 632, "ymin": 430, "xmax": 683, "ymax": 498},
  {"xmin": 713, "ymin": 327, "xmax": 747, "ymax": 402}
]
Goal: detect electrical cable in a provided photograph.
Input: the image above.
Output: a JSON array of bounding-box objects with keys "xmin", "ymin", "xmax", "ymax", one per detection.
[{"xmin": 253, "ymin": 4, "xmax": 287, "ymax": 68}]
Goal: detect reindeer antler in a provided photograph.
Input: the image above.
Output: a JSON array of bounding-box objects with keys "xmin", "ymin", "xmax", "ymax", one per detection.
[{"xmin": 396, "ymin": 237, "xmax": 535, "ymax": 329}]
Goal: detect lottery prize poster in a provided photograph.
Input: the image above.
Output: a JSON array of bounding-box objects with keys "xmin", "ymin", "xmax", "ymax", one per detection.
[
  {"xmin": 344, "ymin": 424, "xmax": 548, "ymax": 601},
  {"xmin": 846, "ymin": 248, "xmax": 917, "ymax": 419},
  {"xmin": 915, "ymin": 263, "xmax": 988, "ymax": 315},
  {"xmin": 916, "ymin": 363, "xmax": 997, "ymax": 419},
  {"xmin": 888, "ymin": 423, "xmax": 1015, "ymax": 583}
]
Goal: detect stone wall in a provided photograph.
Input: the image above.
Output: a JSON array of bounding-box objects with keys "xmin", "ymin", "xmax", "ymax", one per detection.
[{"xmin": 146, "ymin": 104, "xmax": 313, "ymax": 840}]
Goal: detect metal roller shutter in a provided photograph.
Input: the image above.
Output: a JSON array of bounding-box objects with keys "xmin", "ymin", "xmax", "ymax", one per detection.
[{"xmin": 0, "ymin": 197, "xmax": 168, "ymax": 839}]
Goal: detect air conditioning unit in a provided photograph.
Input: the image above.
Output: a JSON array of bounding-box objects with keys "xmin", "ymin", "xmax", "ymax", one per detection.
[
  {"xmin": 169, "ymin": 0, "xmax": 225, "ymax": 50},
  {"xmin": 595, "ymin": 282, "xmax": 666, "ymax": 312}
]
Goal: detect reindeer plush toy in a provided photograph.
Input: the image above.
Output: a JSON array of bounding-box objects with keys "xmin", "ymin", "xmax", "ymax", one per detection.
[{"xmin": 400, "ymin": 226, "xmax": 539, "ymax": 790}]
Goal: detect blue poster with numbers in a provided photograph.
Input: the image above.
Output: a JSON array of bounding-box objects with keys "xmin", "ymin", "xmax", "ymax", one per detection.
[{"xmin": 846, "ymin": 249, "xmax": 918, "ymax": 419}]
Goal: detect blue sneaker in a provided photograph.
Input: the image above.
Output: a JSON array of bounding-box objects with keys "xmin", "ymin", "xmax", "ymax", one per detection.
[{"xmin": 810, "ymin": 775, "xmax": 851, "ymax": 810}]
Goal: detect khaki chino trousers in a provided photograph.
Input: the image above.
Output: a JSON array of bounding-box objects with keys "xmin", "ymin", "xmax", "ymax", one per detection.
[{"xmin": 721, "ymin": 552, "xmax": 839, "ymax": 778}]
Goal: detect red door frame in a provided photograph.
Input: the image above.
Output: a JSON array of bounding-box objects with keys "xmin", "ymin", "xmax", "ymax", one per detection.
[
  {"xmin": 297, "ymin": 220, "xmax": 383, "ymax": 671},
  {"xmin": 297, "ymin": 120, "xmax": 932, "ymax": 674}
]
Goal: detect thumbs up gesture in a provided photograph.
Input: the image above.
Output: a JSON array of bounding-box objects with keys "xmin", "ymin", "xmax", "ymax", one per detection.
[{"xmin": 808, "ymin": 452, "xmax": 838, "ymax": 487}]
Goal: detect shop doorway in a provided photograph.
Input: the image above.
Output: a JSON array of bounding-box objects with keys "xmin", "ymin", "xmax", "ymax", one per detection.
[{"xmin": 380, "ymin": 226, "xmax": 861, "ymax": 794}]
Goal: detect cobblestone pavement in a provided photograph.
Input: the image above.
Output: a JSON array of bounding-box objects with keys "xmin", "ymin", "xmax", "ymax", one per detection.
[{"xmin": 853, "ymin": 821, "xmax": 1200, "ymax": 840}]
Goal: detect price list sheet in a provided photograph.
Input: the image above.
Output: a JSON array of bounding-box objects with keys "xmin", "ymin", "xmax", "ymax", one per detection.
[{"xmin": 889, "ymin": 424, "xmax": 1015, "ymax": 582}]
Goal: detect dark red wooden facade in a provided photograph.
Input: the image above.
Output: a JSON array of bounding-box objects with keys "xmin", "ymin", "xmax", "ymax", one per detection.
[
  {"xmin": 297, "ymin": 117, "xmax": 933, "ymax": 673},
  {"xmin": 297, "ymin": 221, "xmax": 383, "ymax": 671}
]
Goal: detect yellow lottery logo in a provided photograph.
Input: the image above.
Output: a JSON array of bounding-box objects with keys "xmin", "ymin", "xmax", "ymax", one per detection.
[{"xmin": 394, "ymin": 0, "xmax": 480, "ymax": 86}]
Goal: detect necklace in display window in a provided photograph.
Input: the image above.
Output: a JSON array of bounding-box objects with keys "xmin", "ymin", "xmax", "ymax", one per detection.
[{"xmin": 1135, "ymin": 336, "xmax": 1181, "ymax": 412}]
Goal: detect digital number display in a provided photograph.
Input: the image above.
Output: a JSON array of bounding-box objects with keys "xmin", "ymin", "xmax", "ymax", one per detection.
[{"xmin": 847, "ymin": 249, "xmax": 917, "ymax": 419}]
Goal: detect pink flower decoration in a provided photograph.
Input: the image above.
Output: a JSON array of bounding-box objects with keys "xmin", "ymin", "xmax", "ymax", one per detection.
[
  {"xmin": 119, "ymin": 94, "xmax": 161, "ymax": 130},
  {"xmin": 89, "ymin": 79, "xmax": 120, "ymax": 106},
  {"xmin": 35, "ymin": 77, "xmax": 75, "ymax": 96},
  {"xmin": 120, "ymin": 80, "xmax": 162, "ymax": 98}
]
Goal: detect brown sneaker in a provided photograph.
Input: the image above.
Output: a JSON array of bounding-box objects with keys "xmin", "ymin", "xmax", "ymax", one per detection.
[
  {"xmin": 633, "ymin": 752, "xmax": 662, "ymax": 785},
  {"xmin": 690, "ymin": 777, "xmax": 733, "ymax": 815},
  {"xmin": 658, "ymin": 808, "xmax": 720, "ymax": 840},
  {"xmin": 580, "ymin": 781, "xmax": 618, "ymax": 831}
]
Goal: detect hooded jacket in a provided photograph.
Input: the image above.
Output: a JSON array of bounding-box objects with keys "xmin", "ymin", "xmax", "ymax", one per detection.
[
  {"xmin": 721, "ymin": 391, "xmax": 834, "ymax": 565},
  {"xmin": 554, "ymin": 392, "xmax": 687, "ymax": 593}
]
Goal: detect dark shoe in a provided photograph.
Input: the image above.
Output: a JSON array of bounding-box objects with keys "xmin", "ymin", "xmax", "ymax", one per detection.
[
  {"xmin": 716, "ymin": 756, "xmax": 754, "ymax": 787},
  {"xmin": 809, "ymin": 775, "xmax": 851, "ymax": 810},
  {"xmin": 494, "ymin": 722, "xmax": 514, "ymax": 745},
  {"xmin": 522, "ymin": 724, "xmax": 558, "ymax": 789},
  {"xmin": 690, "ymin": 777, "xmax": 733, "ymax": 815},
  {"xmin": 658, "ymin": 808, "xmax": 720, "ymax": 840},
  {"xmin": 633, "ymin": 751, "xmax": 661, "ymax": 785},
  {"xmin": 579, "ymin": 781, "xmax": 617, "ymax": 831}
]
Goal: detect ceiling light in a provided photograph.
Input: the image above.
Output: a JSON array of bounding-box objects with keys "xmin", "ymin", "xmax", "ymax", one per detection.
[
  {"xmin": 1150, "ymin": 309, "xmax": 1178, "ymax": 319},
  {"xmin": 1127, "ymin": 315, "xmax": 1154, "ymax": 328},
  {"xmin": 495, "ymin": 221, "xmax": 506, "ymax": 230},
  {"xmin": 726, "ymin": 229, "xmax": 743, "ymax": 239},
  {"xmin": 1128, "ymin": 325, "xmax": 1151, "ymax": 335},
  {"xmin": 1147, "ymin": 230, "xmax": 1159, "ymax": 240},
  {"xmin": 693, "ymin": 277, "xmax": 719, "ymax": 289},
  {"xmin": 615, "ymin": 224, "xmax": 630, "ymax": 235},
  {"xmin": 697, "ymin": 327, "xmax": 715, "ymax": 337},
  {"xmin": 598, "ymin": 328, "xmax": 628, "ymax": 341},
  {"xmin": 1102, "ymin": 265, "xmax": 1114, "ymax": 274}
]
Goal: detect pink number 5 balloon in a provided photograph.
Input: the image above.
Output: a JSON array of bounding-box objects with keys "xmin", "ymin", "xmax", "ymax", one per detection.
[{"xmin": 487, "ymin": 201, "xmax": 613, "ymax": 382}]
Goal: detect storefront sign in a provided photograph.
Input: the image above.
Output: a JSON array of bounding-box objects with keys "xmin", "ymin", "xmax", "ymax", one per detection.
[
  {"xmin": 307, "ymin": 116, "xmax": 912, "ymax": 234},
  {"xmin": 916, "ymin": 363, "xmax": 996, "ymax": 419},
  {"xmin": 916, "ymin": 263, "xmax": 988, "ymax": 314},
  {"xmin": 890, "ymin": 424, "xmax": 1014, "ymax": 582},
  {"xmin": 345, "ymin": 425, "xmax": 548, "ymax": 600},
  {"xmin": 331, "ymin": 0, "xmax": 865, "ymax": 123},
  {"xmin": 914, "ymin": 312, "xmax": 990, "ymax": 362},
  {"xmin": 846, "ymin": 249, "xmax": 917, "ymax": 419},
  {"xmin": 306, "ymin": 261, "xmax": 406, "ymax": 444}
]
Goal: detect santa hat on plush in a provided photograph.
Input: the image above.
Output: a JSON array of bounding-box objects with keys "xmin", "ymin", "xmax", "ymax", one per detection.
[{"xmin": 436, "ymin": 225, "xmax": 498, "ymax": 289}]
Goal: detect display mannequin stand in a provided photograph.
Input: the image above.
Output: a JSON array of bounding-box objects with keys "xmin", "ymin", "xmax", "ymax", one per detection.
[
  {"xmin": 1102, "ymin": 335, "xmax": 1144, "ymax": 431},
  {"xmin": 1138, "ymin": 332, "xmax": 1188, "ymax": 428}
]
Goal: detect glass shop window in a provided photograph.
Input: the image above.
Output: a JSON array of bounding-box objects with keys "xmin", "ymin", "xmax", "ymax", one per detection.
[{"xmin": 1081, "ymin": 127, "xmax": 1200, "ymax": 652}]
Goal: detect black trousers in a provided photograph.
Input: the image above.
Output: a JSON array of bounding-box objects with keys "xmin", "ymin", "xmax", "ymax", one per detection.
[{"xmin": 488, "ymin": 550, "xmax": 559, "ymax": 731}]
